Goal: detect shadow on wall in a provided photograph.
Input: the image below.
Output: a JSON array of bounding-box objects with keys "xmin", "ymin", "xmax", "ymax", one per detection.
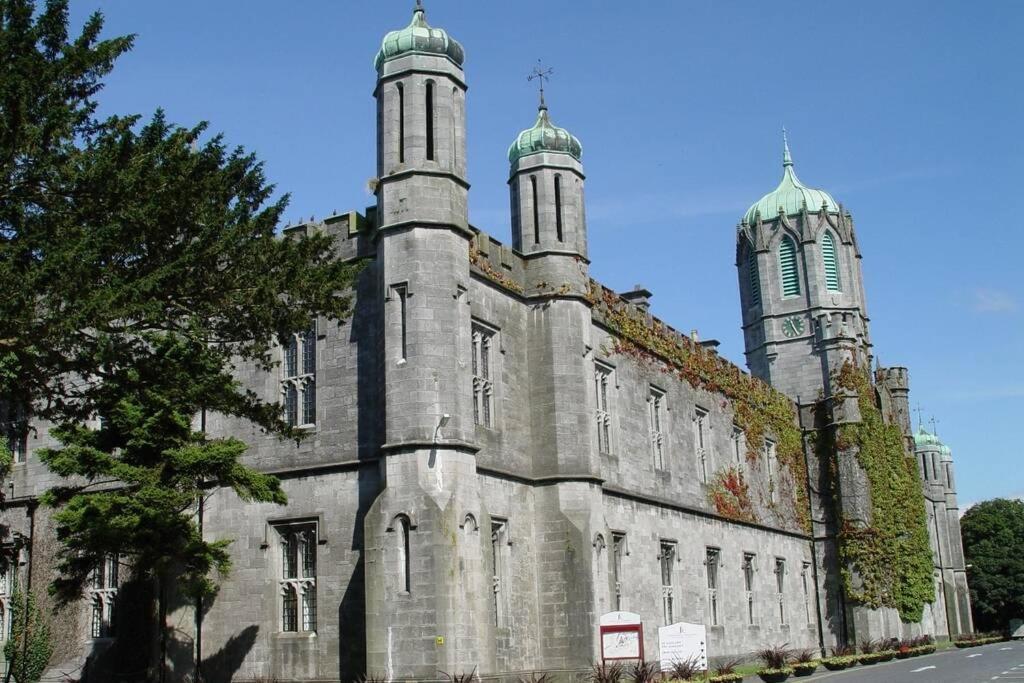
[
  {"xmin": 342, "ymin": 243, "xmax": 385, "ymax": 680},
  {"xmin": 83, "ymin": 577, "xmax": 156, "ymax": 682},
  {"xmin": 200, "ymin": 624, "xmax": 260, "ymax": 682},
  {"xmin": 80, "ymin": 577, "xmax": 259, "ymax": 683}
]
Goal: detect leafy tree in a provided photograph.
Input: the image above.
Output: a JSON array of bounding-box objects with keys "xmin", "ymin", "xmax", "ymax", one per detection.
[
  {"xmin": 0, "ymin": 0, "xmax": 362, "ymax": 678},
  {"xmin": 961, "ymin": 498, "xmax": 1024, "ymax": 631},
  {"xmin": 3, "ymin": 589, "xmax": 54, "ymax": 683}
]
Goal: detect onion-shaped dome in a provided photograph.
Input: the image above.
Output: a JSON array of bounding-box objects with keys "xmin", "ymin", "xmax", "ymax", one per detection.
[
  {"xmin": 374, "ymin": 3, "xmax": 464, "ymax": 71},
  {"xmin": 508, "ymin": 105, "xmax": 582, "ymax": 165},
  {"xmin": 914, "ymin": 427, "xmax": 946, "ymax": 451},
  {"xmin": 743, "ymin": 135, "xmax": 839, "ymax": 225}
]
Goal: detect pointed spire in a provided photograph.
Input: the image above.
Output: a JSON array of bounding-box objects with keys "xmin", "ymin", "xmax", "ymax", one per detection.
[
  {"xmin": 411, "ymin": 0, "xmax": 426, "ymax": 26},
  {"xmin": 529, "ymin": 60, "xmax": 553, "ymax": 112},
  {"xmin": 782, "ymin": 126, "xmax": 793, "ymax": 168}
]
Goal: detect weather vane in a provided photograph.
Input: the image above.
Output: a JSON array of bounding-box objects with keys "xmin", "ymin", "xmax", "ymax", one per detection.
[
  {"xmin": 928, "ymin": 416, "xmax": 940, "ymax": 436},
  {"xmin": 528, "ymin": 59, "xmax": 553, "ymax": 109}
]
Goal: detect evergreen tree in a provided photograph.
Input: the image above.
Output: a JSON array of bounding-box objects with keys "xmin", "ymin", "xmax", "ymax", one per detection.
[
  {"xmin": 0, "ymin": 0, "xmax": 362, "ymax": 677},
  {"xmin": 961, "ymin": 498, "xmax": 1024, "ymax": 632}
]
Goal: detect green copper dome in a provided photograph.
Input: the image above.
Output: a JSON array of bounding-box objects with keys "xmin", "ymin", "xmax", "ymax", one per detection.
[
  {"xmin": 743, "ymin": 136, "xmax": 839, "ymax": 225},
  {"xmin": 914, "ymin": 427, "xmax": 949, "ymax": 454},
  {"xmin": 508, "ymin": 105, "xmax": 582, "ymax": 165},
  {"xmin": 374, "ymin": 4, "xmax": 464, "ymax": 71}
]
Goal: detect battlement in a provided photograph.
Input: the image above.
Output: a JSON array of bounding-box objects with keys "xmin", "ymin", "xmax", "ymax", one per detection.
[{"xmin": 877, "ymin": 365, "xmax": 910, "ymax": 393}]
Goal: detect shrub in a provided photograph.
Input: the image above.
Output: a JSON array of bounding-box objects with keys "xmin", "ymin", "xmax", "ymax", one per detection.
[
  {"xmin": 441, "ymin": 669, "xmax": 477, "ymax": 683},
  {"xmin": 712, "ymin": 657, "xmax": 743, "ymax": 676},
  {"xmin": 629, "ymin": 660, "xmax": 661, "ymax": 683},
  {"xmin": 518, "ymin": 674, "xmax": 553, "ymax": 683},
  {"xmin": 858, "ymin": 639, "xmax": 879, "ymax": 654},
  {"xmin": 831, "ymin": 644, "xmax": 856, "ymax": 657},
  {"xmin": 756, "ymin": 644, "xmax": 791, "ymax": 670},
  {"xmin": 590, "ymin": 663, "xmax": 625, "ymax": 683},
  {"xmin": 669, "ymin": 656, "xmax": 703, "ymax": 681}
]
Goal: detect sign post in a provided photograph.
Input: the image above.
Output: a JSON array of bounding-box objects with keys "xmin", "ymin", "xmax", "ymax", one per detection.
[
  {"xmin": 658, "ymin": 622, "xmax": 707, "ymax": 673},
  {"xmin": 599, "ymin": 611, "xmax": 644, "ymax": 663}
]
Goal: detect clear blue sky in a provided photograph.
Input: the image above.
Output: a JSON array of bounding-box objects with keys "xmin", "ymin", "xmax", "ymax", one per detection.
[{"xmin": 68, "ymin": 1, "xmax": 1023, "ymax": 508}]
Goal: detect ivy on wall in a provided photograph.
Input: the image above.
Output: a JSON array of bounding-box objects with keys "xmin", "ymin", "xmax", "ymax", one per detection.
[
  {"xmin": 708, "ymin": 467, "xmax": 756, "ymax": 523},
  {"xmin": 468, "ymin": 242, "xmax": 524, "ymax": 294},
  {"xmin": 589, "ymin": 281, "xmax": 811, "ymax": 534},
  {"xmin": 833, "ymin": 361, "xmax": 934, "ymax": 622}
]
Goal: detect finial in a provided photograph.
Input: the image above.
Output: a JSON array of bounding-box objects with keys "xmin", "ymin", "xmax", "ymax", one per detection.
[
  {"xmin": 782, "ymin": 126, "xmax": 793, "ymax": 167},
  {"xmin": 528, "ymin": 59, "xmax": 553, "ymax": 111},
  {"xmin": 914, "ymin": 403, "xmax": 925, "ymax": 431},
  {"xmin": 414, "ymin": 0, "xmax": 424, "ymax": 12},
  {"xmin": 929, "ymin": 416, "xmax": 940, "ymax": 436}
]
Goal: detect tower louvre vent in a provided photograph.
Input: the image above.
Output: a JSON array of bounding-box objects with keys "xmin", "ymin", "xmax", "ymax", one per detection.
[
  {"xmin": 779, "ymin": 236, "xmax": 800, "ymax": 297},
  {"xmin": 822, "ymin": 231, "xmax": 841, "ymax": 291},
  {"xmin": 748, "ymin": 252, "xmax": 761, "ymax": 306}
]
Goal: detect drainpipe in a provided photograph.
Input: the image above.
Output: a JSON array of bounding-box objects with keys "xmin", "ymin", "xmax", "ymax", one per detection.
[{"xmin": 195, "ymin": 407, "xmax": 206, "ymax": 681}]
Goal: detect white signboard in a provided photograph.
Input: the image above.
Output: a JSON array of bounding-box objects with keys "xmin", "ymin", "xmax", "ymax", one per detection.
[
  {"xmin": 658, "ymin": 622, "xmax": 707, "ymax": 672},
  {"xmin": 599, "ymin": 611, "xmax": 644, "ymax": 661},
  {"xmin": 602, "ymin": 630, "xmax": 641, "ymax": 659}
]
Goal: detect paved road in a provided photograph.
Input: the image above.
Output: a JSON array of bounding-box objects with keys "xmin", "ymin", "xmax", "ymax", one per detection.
[{"xmin": 793, "ymin": 642, "xmax": 1022, "ymax": 683}]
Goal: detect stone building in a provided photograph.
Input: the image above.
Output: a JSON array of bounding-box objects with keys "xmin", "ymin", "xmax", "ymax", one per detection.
[{"xmin": 1, "ymin": 4, "xmax": 971, "ymax": 682}]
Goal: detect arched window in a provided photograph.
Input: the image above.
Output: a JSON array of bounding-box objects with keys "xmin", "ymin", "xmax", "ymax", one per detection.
[
  {"xmin": 396, "ymin": 83, "xmax": 405, "ymax": 163},
  {"xmin": 554, "ymin": 174, "xmax": 564, "ymax": 242},
  {"xmin": 779, "ymin": 235, "xmax": 801, "ymax": 297},
  {"xmin": 748, "ymin": 251, "xmax": 761, "ymax": 307},
  {"xmin": 530, "ymin": 176, "xmax": 540, "ymax": 244},
  {"xmin": 392, "ymin": 514, "xmax": 412, "ymax": 594},
  {"xmin": 822, "ymin": 231, "xmax": 841, "ymax": 291},
  {"xmin": 425, "ymin": 81, "xmax": 435, "ymax": 161},
  {"xmin": 451, "ymin": 87, "xmax": 458, "ymax": 169}
]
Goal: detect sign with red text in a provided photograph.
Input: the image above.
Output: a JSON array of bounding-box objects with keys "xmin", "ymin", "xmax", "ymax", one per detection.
[{"xmin": 599, "ymin": 611, "xmax": 644, "ymax": 662}]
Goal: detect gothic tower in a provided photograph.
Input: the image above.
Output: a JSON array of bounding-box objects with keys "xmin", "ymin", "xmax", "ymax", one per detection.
[
  {"xmin": 364, "ymin": 5, "xmax": 489, "ymax": 676},
  {"xmin": 914, "ymin": 428, "xmax": 973, "ymax": 638},
  {"xmin": 737, "ymin": 136, "xmax": 879, "ymax": 644},
  {"xmin": 737, "ymin": 135, "xmax": 870, "ymax": 405}
]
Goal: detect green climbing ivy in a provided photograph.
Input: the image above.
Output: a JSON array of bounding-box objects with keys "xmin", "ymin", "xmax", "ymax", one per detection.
[
  {"xmin": 4, "ymin": 589, "xmax": 54, "ymax": 683},
  {"xmin": 833, "ymin": 362, "xmax": 934, "ymax": 622},
  {"xmin": 589, "ymin": 281, "xmax": 810, "ymax": 534}
]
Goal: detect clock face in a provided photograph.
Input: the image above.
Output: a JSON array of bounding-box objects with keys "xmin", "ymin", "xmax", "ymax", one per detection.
[{"xmin": 782, "ymin": 316, "xmax": 805, "ymax": 338}]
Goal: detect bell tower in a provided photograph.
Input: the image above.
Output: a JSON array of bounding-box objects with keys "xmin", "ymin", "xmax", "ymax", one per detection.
[{"xmin": 736, "ymin": 133, "xmax": 870, "ymax": 404}]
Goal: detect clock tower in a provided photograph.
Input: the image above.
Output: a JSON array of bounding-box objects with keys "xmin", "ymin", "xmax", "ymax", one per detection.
[{"xmin": 736, "ymin": 134, "xmax": 871, "ymax": 405}]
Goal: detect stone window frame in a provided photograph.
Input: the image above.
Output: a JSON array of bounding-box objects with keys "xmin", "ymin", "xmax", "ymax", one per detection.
[
  {"xmin": 693, "ymin": 406, "xmax": 710, "ymax": 484},
  {"xmin": 273, "ymin": 520, "xmax": 319, "ymax": 634},
  {"xmin": 658, "ymin": 539, "xmax": 677, "ymax": 626},
  {"xmin": 610, "ymin": 531, "xmax": 628, "ymax": 611},
  {"xmin": 0, "ymin": 551, "xmax": 14, "ymax": 643},
  {"xmin": 471, "ymin": 321, "xmax": 499, "ymax": 429},
  {"xmin": 774, "ymin": 557, "xmax": 786, "ymax": 625},
  {"xmin": 388, "ymin": 282, "xmax": 410, "ymax": 365},
  {"xmin": 705, "ymin": 546, "xmax": 721, "ymax": 626},
  {"xmin": 387, "ymin": 513, "xmax": 415, "ymax": 596},
  {"xmin": 280, "ymin": 320, "xmax": 318, "ymax": 429},
  {"xmin": 490, "ymin": 517, "xmax": 512, "ymax": 629},
  {"xmin": 594, "ymin": 360, "xmax": 616, "ymax": 455},
  {"xmin": 648, "ymin": 385, "xmax": 666, "ymax": 471},
  {"xmin": 800, "ymin": 561, "xmax": 813, "ymax": 625},
  {"xmin": 731, "ymin": 425, "xmax": 744, "ymax": 467},
  {"xmin": 88, "ymin": 553, "xmax": 120, "ymax": 639},
  {"xmin": 764, "ymin": 438, "xmax": 777, "ymax": 504},
  {"xmin": 2, "ymin": 402, "xmax": 28, "ymax": 465},
  {"xmin": 742, "ymin": 552, "xmax": 757, "ymax": 626}
]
